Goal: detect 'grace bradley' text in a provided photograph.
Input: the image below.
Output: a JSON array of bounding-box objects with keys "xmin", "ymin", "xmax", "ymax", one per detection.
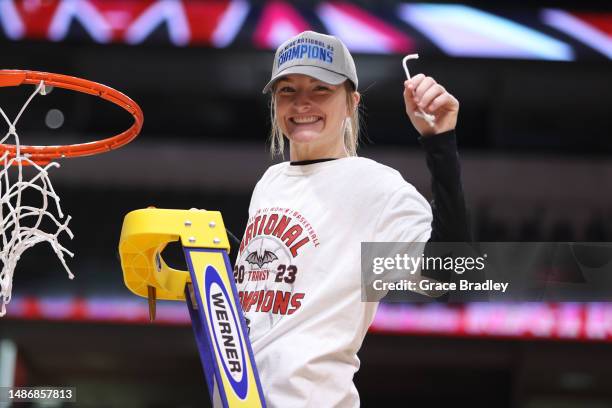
[{"xmin": 373, "ymin": 279, "xmax": 509, "ymax": 293}]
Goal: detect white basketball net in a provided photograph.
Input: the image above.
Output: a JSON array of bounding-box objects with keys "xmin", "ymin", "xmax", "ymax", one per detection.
[{"xmin": 0, "ymin": 81, "xmax": 74, "ymax": 316}]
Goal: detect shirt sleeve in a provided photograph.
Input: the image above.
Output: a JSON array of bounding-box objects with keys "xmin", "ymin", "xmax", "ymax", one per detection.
[
  {"xmin": 372, "ymin": 184, "xmax": 432, "ymax": 243},
  {"xmin": 368, "ymin": 184, "xmax": 432, "ymax": 290},
  {"xmin": 419, "ymin": 130, "xmax": 471, "ymax": 242}
]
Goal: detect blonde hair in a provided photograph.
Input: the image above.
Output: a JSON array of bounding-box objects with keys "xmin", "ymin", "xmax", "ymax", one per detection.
[{"xmin": 268, "ymin": 82, "xmax": 361, "ymax": 158}]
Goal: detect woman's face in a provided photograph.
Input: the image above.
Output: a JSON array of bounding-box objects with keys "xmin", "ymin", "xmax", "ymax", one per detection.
[{"xmin": 274, "ymin": 74, "xmax": 350, "ymax": 153}]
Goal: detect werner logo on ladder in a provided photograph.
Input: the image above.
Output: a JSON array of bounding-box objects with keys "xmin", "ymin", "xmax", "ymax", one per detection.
[{"xmin": 119, "ymin": 208, "xmax": 266, "ymax": 407}]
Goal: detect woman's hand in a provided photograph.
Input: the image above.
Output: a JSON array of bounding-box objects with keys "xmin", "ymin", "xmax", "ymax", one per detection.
[{"xmin": 403, "ymin": 74, "xmax": 459, "ymax": 137}]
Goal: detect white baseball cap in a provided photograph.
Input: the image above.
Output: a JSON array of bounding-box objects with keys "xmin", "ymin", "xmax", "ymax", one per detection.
[{"xmin": 262, "ymin": 31, "xmax": 358, "ymax": 94}]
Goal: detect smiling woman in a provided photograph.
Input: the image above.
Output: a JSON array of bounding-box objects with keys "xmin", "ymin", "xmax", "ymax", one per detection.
[
  {"xmin": 270, "ymin": 75, "xmax": 360, "ymax": 159},
  {"xmin": 230, "ymin": 30, "xmax": 471, "ymax": 408}
]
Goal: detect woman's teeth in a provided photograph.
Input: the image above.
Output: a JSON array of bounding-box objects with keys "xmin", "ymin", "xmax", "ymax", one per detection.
[{"xmin": 292, "ymin": 116, "xmax": 320, "ymax": 124}]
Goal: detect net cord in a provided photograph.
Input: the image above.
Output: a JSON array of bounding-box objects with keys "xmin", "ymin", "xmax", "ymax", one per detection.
[
  {"xmin": 402, "ymin": 54, "xmax": 436, "ymax": 127},
  {"xmin": 0, "ymin": 81, "xmax": 74, "ymax": 317}
]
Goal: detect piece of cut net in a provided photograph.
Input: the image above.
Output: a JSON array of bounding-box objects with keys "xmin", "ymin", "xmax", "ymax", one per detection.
[
  {"xmin": 0, "ymin": 81, "xmax": 74, "ymax": 316},
  {"xmin": 402, "ymin": 54, "xmax": 435, "ymax": 127}
]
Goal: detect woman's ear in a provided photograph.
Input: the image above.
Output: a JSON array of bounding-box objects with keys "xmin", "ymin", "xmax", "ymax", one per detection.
[
  {"xmin": 347, "ymin": 91, "xmax": 361, "ymax": 115},
  {"xmin": 353, "ymin": 92, "xmax": 361, "ymax": 109}
]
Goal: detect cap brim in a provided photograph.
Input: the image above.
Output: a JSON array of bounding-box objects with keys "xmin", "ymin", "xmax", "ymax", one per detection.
[{"xmin": 262, "ymin": 66, "xmax": 347, "ymax": 94}]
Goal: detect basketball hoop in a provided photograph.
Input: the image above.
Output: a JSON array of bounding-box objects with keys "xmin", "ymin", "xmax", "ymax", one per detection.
[
  {"xmin": 0, "ymin": 70, "xmax": 143, "ymax": 316},
  {"xmin": 0, "ymin": 70, "xmax": 143, "ymax": 164}
]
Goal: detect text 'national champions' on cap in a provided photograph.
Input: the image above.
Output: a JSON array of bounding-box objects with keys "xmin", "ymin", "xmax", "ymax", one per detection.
[
  {"xmin": 262, "ymin": 31, "xmax": 358, "ymax": 93},
  {"xmin": 277, "ymin": 37, "xmax": 335, "ymax": 67}
]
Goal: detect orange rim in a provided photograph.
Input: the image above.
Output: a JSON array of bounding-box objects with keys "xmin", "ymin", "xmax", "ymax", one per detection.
[{"xmin": 0, "ymin": 70, "xmax": 143, "ymax": 165}]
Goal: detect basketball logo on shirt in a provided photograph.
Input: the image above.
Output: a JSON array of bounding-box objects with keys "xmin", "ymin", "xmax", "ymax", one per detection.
[{"xmin": 234, "ymin": 207, "xmax": 319, "ymax": 341}]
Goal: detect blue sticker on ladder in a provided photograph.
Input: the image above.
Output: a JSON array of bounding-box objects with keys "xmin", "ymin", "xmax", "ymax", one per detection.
[{"xmin": 204, "ymin": 264, "xmax": 249, "ymax": 399}]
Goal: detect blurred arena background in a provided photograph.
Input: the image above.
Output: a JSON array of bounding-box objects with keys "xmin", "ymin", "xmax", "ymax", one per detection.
[{"xmin": 1, "ymin": 0, "xmax": 611, "ymax": 407}]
